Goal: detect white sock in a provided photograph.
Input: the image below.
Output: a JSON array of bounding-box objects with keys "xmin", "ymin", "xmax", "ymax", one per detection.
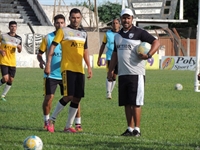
[
  {"xmin": 75, "ymin": 117, "xmax": 81, "ymax": 125},
  {"xmin": 65, "ymin": 106, "xmax": 78, "ymax": 128},
  {"xmin": 110, "ymin": 81, "xmax": 116, "ymax": 93},
  {"xmin": 128, "ymin": 127, "xmax": 134, "ymax": 132},
  {"xmin": 50, "ymin": 101, "xmax": 65, "ymax": 121},
  {"xmin": 134, "ymin": 127, "xmax": 140, "ymax": 133},
  {"xmin": 106, "ymin": 79, "xmax": 112, "ymax": 93},
  {"xmin": 44, "ymin": 115, "xmax": 49, "ymax": 122},
  {"xmin": 2, "ymin": 84, "xmax": 11, "ymax": 97}
]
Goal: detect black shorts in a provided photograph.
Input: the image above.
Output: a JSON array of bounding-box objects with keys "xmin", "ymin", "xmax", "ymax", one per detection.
[
  {"xmin": 62, "ymin": 70, "xmax": 85, "ymax": 98},
  {"xmin": 107, "ymin": 60, "xmax": 118, "ymax": 75},
  {"xmin": 44, "ymin": 78, "xmax": 63, "ymax": 95},
  {"xmin": 0, "ymin": 65, "xmax": 16, "ymax": 78},
  {"xmin": 118, "ymin": 75, "xmax": 145, "ymax": 106}
]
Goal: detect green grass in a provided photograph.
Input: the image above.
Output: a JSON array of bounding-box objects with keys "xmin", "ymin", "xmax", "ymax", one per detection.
[{"xmin": 0, "ymin": 68, "xmax": 200, "ymax": 150}]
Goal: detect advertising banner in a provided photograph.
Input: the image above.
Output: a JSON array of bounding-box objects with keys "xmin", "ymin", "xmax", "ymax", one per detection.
[
  {"xmin": 93, "ymin": 54, "xmax": 107, "ymax": 68},
  {"xmin": 161, "ymin": 56, "xmax": 196, "ymax": 70},
  {"xmin": 145, "ymin": 54, "xmax": 159, "ymax": 69}
]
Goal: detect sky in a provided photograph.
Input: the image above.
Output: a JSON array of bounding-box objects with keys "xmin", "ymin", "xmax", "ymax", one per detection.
[{"xmin": 38, "ymin": 0, "xmax": 121, "ymax": 5}]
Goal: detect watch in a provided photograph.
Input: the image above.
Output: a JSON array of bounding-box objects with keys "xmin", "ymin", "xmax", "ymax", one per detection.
[{"xmin": 147, "ymin": 52, "xmax": 152, "ymax": 58}]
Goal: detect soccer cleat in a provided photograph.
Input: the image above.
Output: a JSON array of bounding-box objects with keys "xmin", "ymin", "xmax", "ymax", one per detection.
[
  {"xmin": 107, "ymin": 92, "xmax": 112, "ymax": 99},
  {"xmin": 121, "ymin": 129, "xmax": 133, "ymax": 136},
  {"xmin": 64, "ymin": 127, "xmax": 77, "ymax": 133},
  {"xmin": 132, "ymin": 129, "xmax": 141, "ymax": 137},
  {"xmin": 47, "ymin": 120, "xmax": 55, "ymax": 133},
  {"xmin": 75, "ymin": 124, "xmax": 83, "ymax": 132},
  {"xmin": 43, "ymin": 121, "xmax": 48, "ymax": 129},
  {"xmin": 1, "ymin": 95, "xmax": 6, "ymax": 102}
]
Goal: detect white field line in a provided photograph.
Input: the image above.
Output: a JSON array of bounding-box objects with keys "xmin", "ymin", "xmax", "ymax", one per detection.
[{"xmin": 0, "ymin": 132, "xmax": 199, "ymax": 149}]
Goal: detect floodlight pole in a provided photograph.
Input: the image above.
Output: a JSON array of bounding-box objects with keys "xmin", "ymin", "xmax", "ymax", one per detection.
[
  {"xmin": 179, "ymin": 0, "xmax": 183, "ymax": 20},
  {"xmin": 194, "ymin": 0, "xmax": 200, "ymax": 92}
]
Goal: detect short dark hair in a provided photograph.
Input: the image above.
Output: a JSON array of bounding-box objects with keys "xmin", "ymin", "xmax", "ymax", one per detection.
[
  {"xmin": 70, "ymin": 8, "xmax": 82, "ymax": 16},
  {"xmin": 112, "ymin": 18, "xmax": 121, "ymax": 24},
  {"xmin": 9, "ymin": 21, "xmax": 17, "ymax": 26},
  {"xmin": 53, "ymin": 14, "xmax": 65, "ymax": 23}
]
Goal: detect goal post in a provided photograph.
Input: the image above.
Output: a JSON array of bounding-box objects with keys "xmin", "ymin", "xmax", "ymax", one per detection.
[{"xmin": 194, "ymin": 0, "xmax": 200, "ymax": 92}]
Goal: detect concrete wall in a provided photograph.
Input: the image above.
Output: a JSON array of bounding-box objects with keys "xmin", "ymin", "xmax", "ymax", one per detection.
[
  {"xmin": 0, "ymin": 23, "xmax": 101, "ymax": 68},
  {"xmin": 41, "ymin": 5, "xmax": 98, "ymax": 28}
]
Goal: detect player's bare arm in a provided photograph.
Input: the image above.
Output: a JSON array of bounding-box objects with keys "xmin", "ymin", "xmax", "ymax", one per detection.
[
  {"xmin": 83, "ymin": 49, "xmax": 92, "ymax": 79},
  {"xmin": 97, "ymin": 43, "xmax": 106, "ymax": 66},
  {"xmin": 37, "ymin": 52, "xmax": 45, "ymax": 69},
  {"xmin": 107, "ymin": 51, "xmax": 117, "ymax": 81},
  {"xmin": 0, "ymin": 49, "xmax": 5, "ymax": 56},
  {"xmin": 44, "ymin": 44, "xmax": 56, "ymax": 75},
  {"xmin": 17, "ymin": 44, "xmax": 22, "ymax": 53}
]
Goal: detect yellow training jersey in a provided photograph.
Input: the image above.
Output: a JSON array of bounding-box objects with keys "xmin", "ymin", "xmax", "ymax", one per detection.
[
  {"xmin": 39, "ymin": 36, "xmax": 48, "ymax": 53},
  {"xmin": 102, "ymin": 33, "xmax": 107, "ymax": 44},
  {"xmin": 53, "ymin": 26, "xmax": 87, "ymax": 74},
  {"xmin": 0, "ymin": 33, "xmax": 22, "ymax": 66}
]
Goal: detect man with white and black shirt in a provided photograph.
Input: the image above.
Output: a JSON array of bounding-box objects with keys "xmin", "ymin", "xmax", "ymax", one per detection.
[{"xmin": 108, "ymin": 8, "xmax": 160, "ymax": 137}]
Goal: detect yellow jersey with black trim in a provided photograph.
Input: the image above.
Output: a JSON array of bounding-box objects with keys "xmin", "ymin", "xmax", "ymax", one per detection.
[
  {"xmin": 53, "ymin": 26, "xmax": 87, "ymax": 74},
  {"xmin": 0, "ymin": 33, "xmax": 22, "ymax": 66}
]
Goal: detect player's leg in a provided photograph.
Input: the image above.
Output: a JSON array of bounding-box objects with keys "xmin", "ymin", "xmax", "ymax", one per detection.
[
  {"xmin": 49, "ymin": 81, "xmax": 69, "ymax": 130},
  {"xmin": 110, "ymin": 64, "xmax": 118, "ymax": 93},
  {"xmin": 1, "ymin": 66, "xmax": 16, "ymax": 101},
  {"xmin": 43, "ymin": 94, "xmax": 54, "ymax": 129},
  {"xmin": 106, "ymin": 60, "xmax": 112, "ymax": 99},
  {"xmin": 119, "ymin": 75, "xmax": 135, "ymax": 136},
  {"xmin": 43, "ymin": 78, "xmax": 57, "ymax": 130},
  {"xmin": 64, "ymin": 97, "xmax": 80, "ymax": 133},
  {"xmin": 132, "ymin": 105, "xmax": 141, "ymax": 137},
  {"xmin": 0, "ymin": 65, "xmax": 8, "ymax": 88},
  {"xmin": 64, "ymin": 71, "xmax": 84, "ymax": 133},
  {"xmin": 75, "ymin": 104, "xmax": 82, "ymax": 132},
  {"xmin": 132, "ymin": 75, "xmax": 144, "ymax": 137}
]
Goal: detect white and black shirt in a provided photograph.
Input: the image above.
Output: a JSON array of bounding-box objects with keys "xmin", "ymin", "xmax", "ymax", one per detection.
[{"xmin": 114, "ymin": 25, "xmax": 156, "ymax": 76}]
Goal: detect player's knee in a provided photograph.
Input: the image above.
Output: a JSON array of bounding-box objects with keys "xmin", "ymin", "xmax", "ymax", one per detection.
[
  {"xmin": 6, "ymin": 82, "xmax": 12, "ymax": 86},
  {"xmin": 63, "ymin": 96, "xmax": 73, "ymax": 103},
  {"xmin": 59, "ymin": 98, "xmax": 68, "ymax": 106},
  {"xmin": 70, "ymin": 102, "xmax": 79, "ymax": 108}
]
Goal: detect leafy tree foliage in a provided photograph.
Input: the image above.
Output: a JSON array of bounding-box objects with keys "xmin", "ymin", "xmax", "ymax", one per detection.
[{"xmin": 98, "ymin": 2, "xmax": 121, "ymax": 23}]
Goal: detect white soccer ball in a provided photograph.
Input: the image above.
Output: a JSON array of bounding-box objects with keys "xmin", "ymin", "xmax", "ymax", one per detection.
[
  {"xmin": 23, "ymin": 135, "xmax": 43, "ymax": 150},
  {"xmin": 136, "ymin": 42, "xmax": 151, "ymax": 55},
  {"xmin": 175, "ymin": 83, "xmax": 183, "ymax": 90}
]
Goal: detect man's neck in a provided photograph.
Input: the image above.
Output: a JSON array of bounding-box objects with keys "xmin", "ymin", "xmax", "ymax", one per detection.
[
  {"xmin": 123, "ymin": 24, "xmax": 133, "ymax": 32},
  {"xmin": 69, "ymin": 25, "xmax": 79, "ymax": 30},
  {"xmin": 9, "ymin": 32, "xmax": 16, "ymax": 36},
  {"xmin": 112, "ymin": 29, "xmax": 119, "ymax": 33}
]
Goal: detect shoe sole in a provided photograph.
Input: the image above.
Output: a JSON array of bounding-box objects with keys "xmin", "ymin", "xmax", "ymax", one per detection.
[{"xmin": 1, "ymin": 98, "xmax": 6, "ymax": 101}]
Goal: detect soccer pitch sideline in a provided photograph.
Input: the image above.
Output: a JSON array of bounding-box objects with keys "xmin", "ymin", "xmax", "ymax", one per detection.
[{"xmin": 0, "ymin": 68, "xmax": 200, "ymax": 150}]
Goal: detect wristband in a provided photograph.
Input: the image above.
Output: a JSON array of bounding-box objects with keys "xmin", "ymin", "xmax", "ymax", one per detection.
[{"xmin": 147, "ymin": 52, "xmax": 152, "ymax": 58}]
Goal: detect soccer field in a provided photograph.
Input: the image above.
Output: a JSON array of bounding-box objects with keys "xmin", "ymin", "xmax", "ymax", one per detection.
[{"xmin": 0, "ymin": 68, "xmax": 200, "ymax": 150}]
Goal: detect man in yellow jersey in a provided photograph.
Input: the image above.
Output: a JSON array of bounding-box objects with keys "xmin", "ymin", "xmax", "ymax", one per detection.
[
  {"xmin": 97, "ymin": 19, "xmax": 120, "ymax": 99},
  {"xmin": 37, "ymin": 14, "xmax": 82, "ymax": 133},
  {"xmin": 45, "ymin": 8, "xmax": 92, "ymax": 133},
  {"xmin": 0, "ymin": 21, "xmax": 22, "ymax": 101}
]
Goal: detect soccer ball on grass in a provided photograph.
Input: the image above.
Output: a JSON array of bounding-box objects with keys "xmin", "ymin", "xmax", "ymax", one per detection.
[
  {"xmin": 23, "ymin": 135, "xmax": 43, "ymax": 150},
  {"xmin": 175, "ymin": 83, "xmax": 183, "ymax": 90}
]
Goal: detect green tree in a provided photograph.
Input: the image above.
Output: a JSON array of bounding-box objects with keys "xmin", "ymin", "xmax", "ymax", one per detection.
[{"xmin": 98, "ymin": 1, "xmax": 121, "ymax": 23}]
